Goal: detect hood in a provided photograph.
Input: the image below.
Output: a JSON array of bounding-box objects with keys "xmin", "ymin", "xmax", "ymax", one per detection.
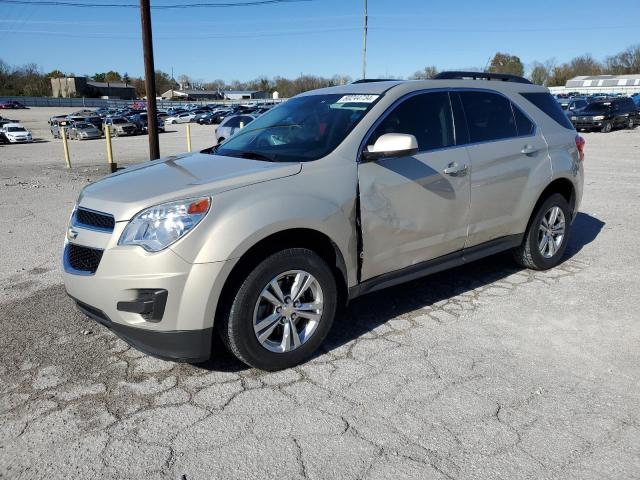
[{"xmin": 79, "ymin": 152, "xmax": 302, "ymax": 221}]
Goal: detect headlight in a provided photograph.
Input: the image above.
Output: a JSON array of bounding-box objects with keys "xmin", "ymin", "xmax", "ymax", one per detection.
[
  {"xmin": 592, "ymin": 115, "xmax": 605, "ymax": 120},
  {"xmin": 571, "ymin": 116, "xmax": 577, "ymax": 120},
  {"xmin": 119, "ymin": 197, "xmax": 210, "ymax": 252}
]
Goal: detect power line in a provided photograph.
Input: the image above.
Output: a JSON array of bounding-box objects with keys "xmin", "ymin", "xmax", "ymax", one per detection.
[{"xmin": 0, "ymin": 0, "xmax": 309, "ymax": 8}]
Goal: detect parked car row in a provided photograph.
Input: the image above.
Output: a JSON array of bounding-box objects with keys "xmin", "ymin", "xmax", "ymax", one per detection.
[
  {"xmin": 48, "ymin": 108, "xmax": 166, "ymax": 140},
  {"xmin": 555, "ymin": 93, "xmax": 640, "ymax": 133}
]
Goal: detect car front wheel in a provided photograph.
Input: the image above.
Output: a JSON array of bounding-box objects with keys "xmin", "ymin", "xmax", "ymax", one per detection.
[
  {"xmin": 601, "ymin": 121, "xmax": 612, "ymax": 133},
  {"xmin": 217, "ymin": 248, "xmax": 337, "ymax": 370},
  {"xmin": 513, "ymin": 193, "xmax": 571, "ymax": 270}
]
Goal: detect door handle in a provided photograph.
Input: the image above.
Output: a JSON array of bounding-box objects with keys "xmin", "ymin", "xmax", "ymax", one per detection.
[
  {"xmin": 521, "ymin": 144, "xmax": 539, "ymax": 155},
  {"xmin": 443, "ymin": 162, "xmax": 468, "ymax": 176}
]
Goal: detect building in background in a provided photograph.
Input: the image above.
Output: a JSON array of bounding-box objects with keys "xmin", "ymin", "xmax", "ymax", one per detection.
[
  {"xmin": 51, "ymin": 77, "xmax": 137, "ymax": 99},
  {"xmin": 549, "ymin": 74, "xmax": 640, "ymax": 96},
  {"xmin": 160, "ymin": 88, "xmax": 266, "ymax": 101}
]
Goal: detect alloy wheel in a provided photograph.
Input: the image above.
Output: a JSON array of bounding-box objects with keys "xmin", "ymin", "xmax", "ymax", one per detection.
[
  {"xmin": 253, "ymin": 270, "xmax": 324, "ymax": 353},
  {"xmin": 538, "ymin": 206, "xmax": 565, "ymax": 258}
]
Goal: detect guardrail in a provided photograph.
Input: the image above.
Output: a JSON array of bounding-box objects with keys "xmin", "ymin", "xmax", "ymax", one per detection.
[{"xmin": 0, "ymin": 96, "xmax": 285, "ymax": 109}]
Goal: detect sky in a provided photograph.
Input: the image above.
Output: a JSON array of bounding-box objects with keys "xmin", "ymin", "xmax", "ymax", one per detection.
[{"xmin": 0, "ymin": 0, "xmax": 639, "ymax": 82}]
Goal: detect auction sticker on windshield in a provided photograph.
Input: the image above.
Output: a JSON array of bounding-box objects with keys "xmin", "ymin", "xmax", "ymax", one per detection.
[{"xmin": 336, "ymin": 94, "xmax": 379, "ymax": 104}]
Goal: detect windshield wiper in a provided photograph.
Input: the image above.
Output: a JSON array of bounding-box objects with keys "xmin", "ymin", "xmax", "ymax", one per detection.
[{"xmin": 236, "ymin": 151, "xmax": 276, "ymax": 162}]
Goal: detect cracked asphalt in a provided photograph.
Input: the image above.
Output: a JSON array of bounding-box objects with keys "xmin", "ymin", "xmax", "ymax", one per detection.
[{"xmin": 1, "ymin": 109, "xmax": 639, "ymax": 479}]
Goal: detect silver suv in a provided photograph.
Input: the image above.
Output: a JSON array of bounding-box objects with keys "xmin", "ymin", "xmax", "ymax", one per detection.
[{"xmin": 62, "ymin": 72, "xmax": 585, "ymax": 370}]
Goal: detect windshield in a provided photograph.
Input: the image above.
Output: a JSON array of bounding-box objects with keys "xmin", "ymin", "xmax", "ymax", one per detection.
[
  {"xmin": 76, "ymin": 123, "xmax": 92, "ymax": 129},
  {"xmin": 215, "ymin": 93, "xmax": 380, "ymax": 162},
  {"xmin": 112, "ymin": 118, "xmax": 127, "ymax": 124},
  {"xmin": 584, "ymin": 103, "xmax": 612, "ymax": 112},
  {"xmin": 7, "ymin": 127, "xmax": 26, "ymax": 132}
]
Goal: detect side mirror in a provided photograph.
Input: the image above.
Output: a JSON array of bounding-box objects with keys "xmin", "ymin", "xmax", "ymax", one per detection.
[{"xmin": 362, "ymin": 133, "xmax": 418, "ymax": 161}]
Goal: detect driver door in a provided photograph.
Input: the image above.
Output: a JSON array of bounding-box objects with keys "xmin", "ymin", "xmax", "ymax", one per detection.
[{"xmin": 358, "ymin": 91, "xmax": 471, "ymax": 280}]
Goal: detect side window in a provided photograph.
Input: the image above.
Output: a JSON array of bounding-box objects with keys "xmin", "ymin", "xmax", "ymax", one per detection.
[
  {"xmin": 512, "ymin": 104, "xmax": 535, "ymax": 136},
  {"xmin": 368, "ymin": 92, "xmax": 454, "ymax": 152},
  {"xmin": 459, "ymin": 91, "xmax": 517, "ymax": 142}
]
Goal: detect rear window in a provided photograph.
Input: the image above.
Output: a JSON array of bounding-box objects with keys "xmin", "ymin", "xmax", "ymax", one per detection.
[
  {"xmin": 459, "ymin": 91, "xmax": 517, "ymax": 143},
  {"xmin": 520, "ymin": 92, "xmax": 574, "ymax": 130}
]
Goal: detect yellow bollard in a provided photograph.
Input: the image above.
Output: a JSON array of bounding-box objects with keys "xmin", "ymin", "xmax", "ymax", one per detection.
[
  {"xmin": 104, "ymin": 124, "xmax": 117, "ymax": 173},
  {"xmin": 186, "ymin": 123, "xmax": 192, "ymax": 152},
  {"xmin": 60, "ymin": 126, "xmax": 71, "ymax": 169}
]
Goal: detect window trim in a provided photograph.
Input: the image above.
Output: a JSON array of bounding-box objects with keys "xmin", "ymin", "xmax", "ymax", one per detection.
[{"xmin": 358, "ymin": 87, "xmax": 538, "ymax": 162}]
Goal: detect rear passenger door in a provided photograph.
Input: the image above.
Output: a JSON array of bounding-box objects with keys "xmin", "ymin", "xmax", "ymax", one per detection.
[{"xmin": 456, "ymin": 90, "xmax": 548, "ymax": 247}]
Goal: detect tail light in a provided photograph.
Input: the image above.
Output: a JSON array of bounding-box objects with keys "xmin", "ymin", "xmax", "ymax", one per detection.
[{"xmin": 575, "ymin": 135, "xmax": 585, "ymax": 161}]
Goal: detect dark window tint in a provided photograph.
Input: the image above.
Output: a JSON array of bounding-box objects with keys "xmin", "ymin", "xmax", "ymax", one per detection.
[
  {"xmin": 450, "ymin": 92, "xmax": 470, "ymax": 145},
  {"xmin": 368, "ymin": 92, "xmax": 454, "ymax": 152},
  {"xmin": 512, "ymin": 104, "xmax": 535, "ymax": 136},
  {"xmin": 225, "ymin": 117, "xmax": 241, "ymax": 128},
  {"xmin": 459, "ymin": 91, "xmax": 517, "ymax": 142},
  {"xmin": 520, "ymin": 92, "xmax": 574, "ymax": 129}
]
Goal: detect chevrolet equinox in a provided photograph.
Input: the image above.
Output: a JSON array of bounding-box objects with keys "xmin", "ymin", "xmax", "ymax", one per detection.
[{"xmin": 63, "ymin": 72, "xmax": 585, "ymax": 370}]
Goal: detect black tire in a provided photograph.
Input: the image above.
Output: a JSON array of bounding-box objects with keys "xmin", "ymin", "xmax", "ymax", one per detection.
[
  {"xmin": 601, "ymin": 121, "xmax": 612, "ymax": 133},
  {"xmin": 217, "ymin": 248, "xmax": 337, "ymax": 371},
  {"xmin": 626, "ymin": 118, "xmax": 635, "ymax": 129},
  {"xmin": 513, "ymin": 193, "xmax": 572, "ymax": 270}
]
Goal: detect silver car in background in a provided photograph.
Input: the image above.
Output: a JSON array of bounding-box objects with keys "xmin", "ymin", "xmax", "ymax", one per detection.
[
  {"xmin": 68, "ymin": 122, "xmax": 102, "ymax": 140},
  {"xmin": 215, "ymin": 113, "xmax": 257, "ymax": 143},
  {"xmin": 62, "ymin": 72, "xmax": 584, "ymax": 371}
]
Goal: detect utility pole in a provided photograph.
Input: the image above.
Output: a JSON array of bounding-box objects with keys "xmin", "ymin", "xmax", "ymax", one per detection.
[
  {"xmin": 361, "ymin": 0, "xmax": 368, "ymax": 80},
  {"xmin": 140, "ymin": 0, "xmax": 160, "ymax": 160}
]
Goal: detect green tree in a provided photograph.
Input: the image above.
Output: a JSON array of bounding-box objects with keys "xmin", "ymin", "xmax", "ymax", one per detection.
[
  {"xmin": 104, "ymin": 70, "xmax": 121, "ymax": 82},
  {"xmin": 487, "ymin": 53, "xmax": 524, "ymax": 77}
]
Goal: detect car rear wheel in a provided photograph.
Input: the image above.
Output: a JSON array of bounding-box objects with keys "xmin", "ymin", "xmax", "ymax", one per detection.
[
  {"xmin": 601, "ymin": 121, "xmax": 612, "ymax": 133},
  {"xmin": 513, "ymin": 193, "xmax": 571, "ymax": 270},
  {"xmin": 217, "ymin": 248, "xmax": 337, "ymax": 370}
]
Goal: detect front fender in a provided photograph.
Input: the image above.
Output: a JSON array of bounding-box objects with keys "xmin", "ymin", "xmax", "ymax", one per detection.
[{"xmin": 170, "ymin": 162, "xmax": 359, "ymax": 285}]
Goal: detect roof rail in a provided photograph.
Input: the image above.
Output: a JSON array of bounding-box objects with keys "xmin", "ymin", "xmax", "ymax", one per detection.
[
  {"xmin": 433, "ymin": 71, "xmax": 532, "ymax": 85},
  {"xmin": 351, "ymin": 79, "xmax": 400, "ymax": 84}
]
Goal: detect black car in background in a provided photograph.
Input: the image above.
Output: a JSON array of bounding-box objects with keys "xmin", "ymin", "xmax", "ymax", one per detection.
[{"xmin": 570, "ymin": 97, "xmax": 639, "ymax": 132}]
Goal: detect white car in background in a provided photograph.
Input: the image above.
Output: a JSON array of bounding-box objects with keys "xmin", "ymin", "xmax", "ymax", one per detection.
[
  {"xmin": 165, "ymin": 112, "xmax": 196, "ymax": 124},
  {"xmin": 0, "ymin": 123, "xmax": 33, "ymax": 143},
  {"xmin": 215, "ymin": 113, "xmax": 257, "ymax": 143}
]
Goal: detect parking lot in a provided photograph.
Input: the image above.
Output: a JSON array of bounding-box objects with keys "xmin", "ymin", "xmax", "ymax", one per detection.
[{"xmin": 1, "ymin": 107, "xmax": 639, "ymax": 479}]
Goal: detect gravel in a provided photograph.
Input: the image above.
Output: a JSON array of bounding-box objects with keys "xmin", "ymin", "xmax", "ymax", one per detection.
[{"xmin": 1, "ymin": 107, "xmax": 639, "ymax": 479}]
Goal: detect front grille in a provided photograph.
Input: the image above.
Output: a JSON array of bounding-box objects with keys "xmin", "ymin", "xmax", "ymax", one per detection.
[
  {"xmin": 66, "ymin": 244, "xmax": 103, "ymax": 273},
  {"xmin": 75, "ymin": 208, "xmax": 115, "ymax": 231}
]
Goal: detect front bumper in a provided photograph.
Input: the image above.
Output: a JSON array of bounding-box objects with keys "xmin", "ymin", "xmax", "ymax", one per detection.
[
  {"xmin": 72, "ymin": 298, "xmax": 212, "ymax": 362},
  {"xmin": 62, "ymin": 221, "xmax": 233, "ymax": 362},
  {"xmin": 571, "ymin": 118, "xmax": 605, "ymax": 129}
]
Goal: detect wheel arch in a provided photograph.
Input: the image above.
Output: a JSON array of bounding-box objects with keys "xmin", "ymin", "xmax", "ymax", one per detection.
[
  {"xmin": 528, "ymin": 177, "xmax": 577, "ymax": 230},
  {"xmin": 213, "ymin": 228, "xmax": 349, "ymax": 329}
]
